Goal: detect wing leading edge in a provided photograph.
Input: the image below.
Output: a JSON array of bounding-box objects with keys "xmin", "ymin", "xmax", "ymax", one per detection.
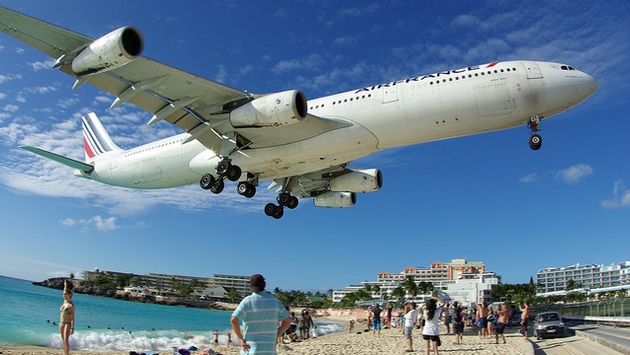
[{"xmin": 0, "ymin": 6, "xmax": 348, "ymax": 155}]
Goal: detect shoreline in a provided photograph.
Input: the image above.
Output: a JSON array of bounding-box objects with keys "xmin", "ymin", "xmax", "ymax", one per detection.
[{"xmin": 1, "ymin": 319, "xmax": 533, "ymax": 355}]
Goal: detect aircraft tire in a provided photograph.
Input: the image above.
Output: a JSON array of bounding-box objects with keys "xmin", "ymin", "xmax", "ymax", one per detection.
[
  {"xmin": 210, "ymin": 179, "xmax": 224, "ymax": 194},
  {"xmin": 272, "ymin": 207, "xmax": 284, "ymax": 219},
  {"xmin": 200, "ymin": 174, "xmax": 215, "ymax": 190},
  {"xmin": 286, "ymin": 196, "xmax": 299, "ymax": 209},
  {"xmin": 278, "ymin": 192, "xmax": 293, "ymax": 206},
  {"xmin": 529, "ymin": 134, "xmax": 542, "ymax": 150},
  {"xmin": 217, "ymin": 160, "xmax": 231, "ymax": 175},
  {"xmin": 264, "ymin": 203, "xmax": 277, "ymax": 216},
  {"xmin": 244, "ymin": 185, "xmax": 256, "ymax": 198},
  {"xmin": 226, "ymin": 165, "xmax": 241, "ymax": 181}
]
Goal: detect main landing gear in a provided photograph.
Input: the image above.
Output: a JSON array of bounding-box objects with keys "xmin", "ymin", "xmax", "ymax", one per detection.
[
  {"xmin": 264, "ymin": 192, "xmax": 299, "ymax": 220},
  {"xmin": 199, "ymin": 158, "xmax": 246, "ymax": 195},
  {"xmin": 199, "ymin": 159, "xmax": 299, "ymax": 219},
  {"xmin": 528, "ymin": 115, "xmax": 543, "ymax": 151}
]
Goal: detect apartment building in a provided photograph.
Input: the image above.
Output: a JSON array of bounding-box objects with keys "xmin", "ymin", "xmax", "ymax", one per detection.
[{"xmin": 536, "ymin": 261, "xmax": 630, "ymax": 293}]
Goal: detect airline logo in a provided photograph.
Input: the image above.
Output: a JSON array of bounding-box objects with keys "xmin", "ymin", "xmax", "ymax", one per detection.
[{"xmin": 81, "ymin": 113, "xmax": 116, "ymax": 160}]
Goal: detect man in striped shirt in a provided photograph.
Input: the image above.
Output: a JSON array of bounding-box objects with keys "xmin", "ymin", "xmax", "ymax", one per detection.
[{"xmin": 230, "ymin": 274, "xmax": 292, "ymax": 354}]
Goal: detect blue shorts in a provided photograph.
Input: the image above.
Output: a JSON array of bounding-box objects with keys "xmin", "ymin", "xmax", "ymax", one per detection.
[
  {"xmin": 372, "ymin": 318, "xmax": 381, "ymax": 330},
  {"xmin": 477, "ymin": 318, "xmax": 488, "ymax": 329}
]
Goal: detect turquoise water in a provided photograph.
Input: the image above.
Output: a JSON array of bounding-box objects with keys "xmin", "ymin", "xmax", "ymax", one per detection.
[{"xmin": 0, "ymin": 276, "xmax": 342, "ymax": 351}]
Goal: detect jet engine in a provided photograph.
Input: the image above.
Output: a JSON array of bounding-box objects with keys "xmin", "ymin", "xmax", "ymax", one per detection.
[
  {"xmin": 313, "ymin": 191, "xmax": 356, "ymax": 208},
  {"xmin": 230, "ymin": 90, "xmax": 307, "ymax": 127},
  {"xmin": 329, "ymin": 168, "xmax": 383, "ymax": 193},
  {"xmin": 71, "ymin": 26, "xmax": 144, "ymax": 76}
]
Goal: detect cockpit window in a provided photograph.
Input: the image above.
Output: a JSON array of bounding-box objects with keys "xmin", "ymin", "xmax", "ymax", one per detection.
[{"xmin": 560, "ymin": 65, "xmax": 576, "ymax": 71}]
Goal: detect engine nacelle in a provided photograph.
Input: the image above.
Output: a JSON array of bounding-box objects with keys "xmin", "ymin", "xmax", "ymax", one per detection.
[
  {"xmin": 313, "ymin": 191, "xmax": 356, "ymax": 208},
  {"xmin": 71, "ymin": 26, "xmax": 144, "ymax": 76},
  {"xmin": 230, "ymin": 90, "xmax": 307, "ymax": 127},
  {"xmin": 329, "ymin": 168, "xmax": 383, "ymax": 193}
]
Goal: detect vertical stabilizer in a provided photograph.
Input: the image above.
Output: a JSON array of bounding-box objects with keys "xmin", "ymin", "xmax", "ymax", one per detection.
[{"xmin": 82, "ymin": 112, "xmax": 121, "ymax": 163}]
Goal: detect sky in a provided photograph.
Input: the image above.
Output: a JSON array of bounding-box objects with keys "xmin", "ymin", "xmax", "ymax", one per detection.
[{"xmin": 0, "ymin": 1, "xmax": 628, "ymax": 293}]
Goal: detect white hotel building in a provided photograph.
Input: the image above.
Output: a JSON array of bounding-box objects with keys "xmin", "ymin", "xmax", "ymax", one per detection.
[{"xmin": 536, "ymin": 261, "xmax": 630, "ymax": 293}]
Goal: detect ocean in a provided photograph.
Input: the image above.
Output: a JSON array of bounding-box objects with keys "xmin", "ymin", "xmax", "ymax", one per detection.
[{"xmin": 0, "ymin": 276, "xmax": 344, "ymax": 352}]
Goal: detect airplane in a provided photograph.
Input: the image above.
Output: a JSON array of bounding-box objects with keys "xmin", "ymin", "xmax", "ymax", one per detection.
[{"xmin": 0, "ymin": 7, "xmax": 599, "ymax": 219}]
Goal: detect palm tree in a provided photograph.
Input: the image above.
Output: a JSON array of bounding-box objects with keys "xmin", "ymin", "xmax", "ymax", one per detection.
[
  {"xmin": 402, "ymin": 276, "xmax": 418, "ymax": 299},
  {"xmin": 391, "ymin": 286, "xmax": 406, "ymax": 303}
]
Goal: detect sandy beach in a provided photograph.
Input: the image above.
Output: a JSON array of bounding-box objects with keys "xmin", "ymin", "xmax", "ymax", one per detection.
[{"xmin": 0, "ymin": 317, "xmax": 533, "ymax": 355}]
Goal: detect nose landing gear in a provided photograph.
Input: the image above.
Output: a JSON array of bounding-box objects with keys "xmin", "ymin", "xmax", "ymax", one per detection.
[{"xmin": 528, "ymin": 115, "xmax": 542, "ymax": 150}]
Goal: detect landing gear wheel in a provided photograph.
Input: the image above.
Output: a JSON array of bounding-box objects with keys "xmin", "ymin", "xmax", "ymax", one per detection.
[
  {"xmin": 200, "ymin": 174, "xmax": 215, "ymax": 190},
  {"xmin": 272, "ymin": 207, "xmax": 284, "ymax": 219},
  {"xmin": 244, "ymin": 185, "xmax": 256, "ymax": 198},
  {"xmin": 286, "ymin": 196, "xmax": 299, "ymax": 209},
  {"xmin": 278, "ymin": 192, "xmax": 293, "ymax": 207},
  {"xmin": 237, "ymin": 182, "xmax": 256, "ymax": 198},
  {"xmin": 226, "ymin": 165, "xmax": 242, "ymax": 181},
  {"xmin": 529, "ymin": 134, "xmax": 542, "ymax": 150},
  {"xmin": 264, "ymin": 203, "xmax": 278, "ymax": 216},
  {"xmin": 216, "ymin": 160, "xmax": 231, "ymax": 175},
  {"xmin": 210, "ymin": 179, "xmax": 224, "ymax": 194}
]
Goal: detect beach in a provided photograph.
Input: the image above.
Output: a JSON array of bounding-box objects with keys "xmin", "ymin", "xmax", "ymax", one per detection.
[{"xmin": 0, "ymin": 314, "xmax": 533, "ymax": 355}]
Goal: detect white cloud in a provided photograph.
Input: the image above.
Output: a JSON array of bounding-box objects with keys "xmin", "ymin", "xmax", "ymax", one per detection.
[
  {"xmin": 24, "ymin": 86, "xmax": 57, "ymax": 94},
  {"xmin": 79, "ymin": 215, "xmax": 118, "ymax": 231},
  {"xmin": 3, "ymin": 104, "xmax": 18, "ymax": 112},
  {"xmin": 601, "ymin": 180, "xmax": 630, "ymax": 209},
  {"xmin": 0, "ymin": 73, "xmax": 22, "ymax": 84},
  {"xmin": 29, "ymin": 59, "xmax": 56, "ymax": 71},
  {"xmin": 519, "ymin": 173, "xmax": 539, "ymax": 183},
  {"xmin": 555, "ymin": 164, "xmax": 593, "ymax": 184},
  {"xmin": 61, "ymin": 218, "xmax": 75, "ymax": 226}
]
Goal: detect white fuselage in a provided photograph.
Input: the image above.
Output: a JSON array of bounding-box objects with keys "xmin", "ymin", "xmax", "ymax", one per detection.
[{"xmin": 81, "ymin": 60, "xmax": 598, "ymax": 188}]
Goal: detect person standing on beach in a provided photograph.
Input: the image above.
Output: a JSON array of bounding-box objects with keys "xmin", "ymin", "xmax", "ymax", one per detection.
[
  {"xmin": 422, "ymin": 297, "xmax": 445, "ymax": 355},
  {"xmin": 371, "ymin": 303, "xmax": 382, "ymax": 336},
  {"xmin": 230, "ymin": 274, "xmax": 292, "ymax": 355},
  {"xmin": 403, "ymin": 302, "xmax": 418, "ymax": 352},
  {"xmin": 519, "ymin": 301, "xmax": 530, "ymax": 340},
  {"xmin": 476, "ymin": 301, "xmax": 489, "ymax": 338},
  {"xmin": 494, "ymin": 304, "xmax": 507, "ymax": 344},
  {"xmin": 452, "ymin": 301, "xmax": 464, "ymax": 345},
  {"xmin": 59, "ymin": 280, "xmax": 75, "ymax": 355}
]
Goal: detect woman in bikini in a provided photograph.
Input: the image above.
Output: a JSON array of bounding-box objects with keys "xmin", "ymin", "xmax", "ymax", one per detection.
[{"xmin": 60, "ymin": 280, "xmax": 75, "ymax": 355}]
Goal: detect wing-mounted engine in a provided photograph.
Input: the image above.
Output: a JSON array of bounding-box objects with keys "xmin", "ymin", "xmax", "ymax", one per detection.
[
  {"xmin": 70, "ymin": 26, "xmax": 144, "ymax": 76},
  {"xmin": 329, "ymin": 168, "xmax": 383, "ymax": 193},
  {"xmin": 313, "ymin": 191, "xmax": 356, "ymax": 208},
  {"xmin": 230, "ymin": 90, "xmax": 307, "ymax": 127}
]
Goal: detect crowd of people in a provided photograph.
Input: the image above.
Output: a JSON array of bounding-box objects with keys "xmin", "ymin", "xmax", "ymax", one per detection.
[{"xmin": 358, "ymin": 298, "xmax": 531, "ymax": 355}]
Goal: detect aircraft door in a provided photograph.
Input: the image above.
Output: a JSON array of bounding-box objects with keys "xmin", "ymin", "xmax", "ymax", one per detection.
[
  {"xmin": 382, "ymin": 85, "xmax": 398, "ymax": 104},
  {"xmin": 522, "ymin": 61, "xmax": 543, "ymax": 79}
]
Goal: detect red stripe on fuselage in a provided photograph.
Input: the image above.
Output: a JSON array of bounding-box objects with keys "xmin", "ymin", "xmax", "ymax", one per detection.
[
  {"xmin": 83, "ymin": 137, "xmax": 95, "ymax": 158},
  {"xmin": 486, "ymin": 62, "xmax": 499, "ymax": 67}
]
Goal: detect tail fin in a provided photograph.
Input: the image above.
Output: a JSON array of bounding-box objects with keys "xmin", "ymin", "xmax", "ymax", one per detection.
[{"xmin": 82, "ymin": 112, "xmax": 121, "ymax": 163}]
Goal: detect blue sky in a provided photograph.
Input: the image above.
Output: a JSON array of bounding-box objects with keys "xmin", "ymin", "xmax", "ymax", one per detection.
[{"xmin": 0, "ymin": 1, "xmax": 628, "ymax": 293}]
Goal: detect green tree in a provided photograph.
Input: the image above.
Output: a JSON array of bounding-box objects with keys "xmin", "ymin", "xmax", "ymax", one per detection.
[
  {"xmin": 391, "ymin": 286, "xmax": 406, "ymax": 303},
  {"xmin": 402, "ymin": 276, "xmax": 418, "ymax": 298}
]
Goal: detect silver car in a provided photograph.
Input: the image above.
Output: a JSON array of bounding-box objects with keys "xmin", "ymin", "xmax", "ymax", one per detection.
[{"xmin": 535, "ymin": 311, "xmax": 565, "ymax": 339}]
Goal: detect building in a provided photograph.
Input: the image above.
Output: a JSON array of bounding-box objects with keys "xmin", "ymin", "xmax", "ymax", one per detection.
[
  {"xmin": 82, "ymin": 269, "xmax": 250, "ymax": 297},
  {"xmin": 333, "ymin": 258, "xmax": 495, "ymax": 306},
  {"xmin": 536, "ymin": 261, "xmax": 630, "ymax": 293}
]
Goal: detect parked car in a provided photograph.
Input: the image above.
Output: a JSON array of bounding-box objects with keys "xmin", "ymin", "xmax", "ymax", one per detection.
[{"xmin": 534, "ymin": 312, "xmax": 565, "ymax": 339}]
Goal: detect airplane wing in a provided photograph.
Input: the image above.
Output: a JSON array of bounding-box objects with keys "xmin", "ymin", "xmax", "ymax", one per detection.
[{"xmin": 0, "ymin": 6, "xmax": 349, "ymax": 154}]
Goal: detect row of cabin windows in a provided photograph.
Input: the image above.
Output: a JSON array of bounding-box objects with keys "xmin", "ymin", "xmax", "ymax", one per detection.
[
  {"xmin": 309, "ymin": 67, "xmax": 518, "ymax": 110},
  {"xmin": 124, "ymin": 139, "xmax": 183, "ymax": 157},
  {"xmin": 429, "ymin": 67, "xmax": 517, "ymax": 85}
]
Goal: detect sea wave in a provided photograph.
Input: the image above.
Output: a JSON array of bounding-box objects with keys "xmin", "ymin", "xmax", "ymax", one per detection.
[{"xmin": 43, "ymin": 320, "xmax": 345, "ymax": 352}]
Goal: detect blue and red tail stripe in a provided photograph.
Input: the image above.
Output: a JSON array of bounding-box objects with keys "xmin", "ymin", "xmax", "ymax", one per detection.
[{"xmin": 81, "ymin": 112, "xmax": 121, "ymax": 161}]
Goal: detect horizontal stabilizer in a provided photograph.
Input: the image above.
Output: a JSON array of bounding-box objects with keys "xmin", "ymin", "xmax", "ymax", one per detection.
[{"xmin": 20, "ymin": 146, "xmax": 94, "ymax": 173}]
